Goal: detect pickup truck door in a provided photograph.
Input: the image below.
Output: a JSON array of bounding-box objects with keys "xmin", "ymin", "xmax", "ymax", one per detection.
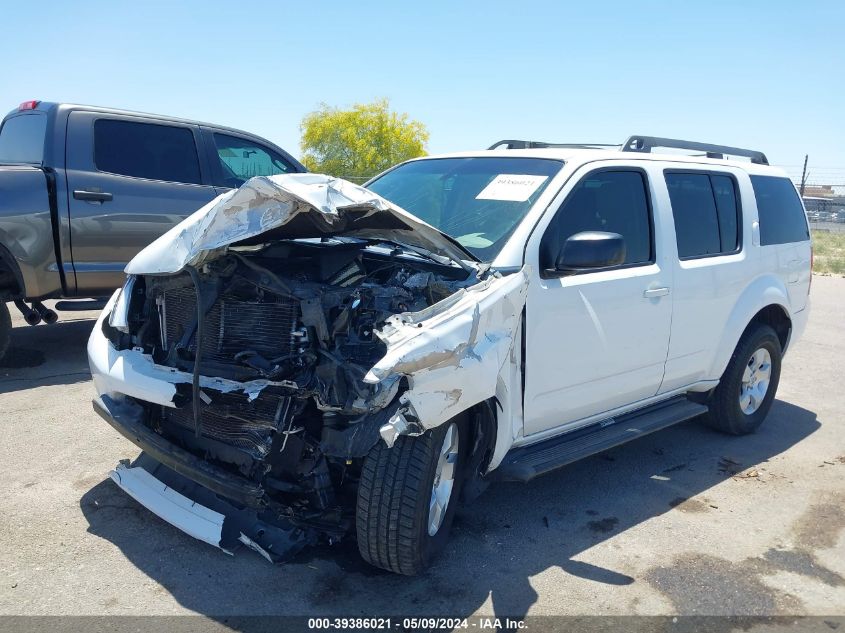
[
  {"xmin": 65, "ymin": 112, "xmax": 218, "ymax": 295},
  {"xmin": 522, "ymin": 165, "xmax": 674, "ymax": 437}
]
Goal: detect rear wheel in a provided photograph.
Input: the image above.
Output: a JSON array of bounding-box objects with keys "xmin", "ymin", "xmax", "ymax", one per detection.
[
  {"xmin": 0, "ymin": 302, "xmax": 11, "ymax": 362},
  {"xmin": 705, "ymin": 324, "xmax": 782, "ymax": 435},
  {"xmin": 356, "ymin": 421, "xmax": 466, "ymax": 575}
]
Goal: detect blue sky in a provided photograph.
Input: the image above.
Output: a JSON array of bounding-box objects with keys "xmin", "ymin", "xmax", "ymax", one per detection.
[{"xmin": 3, "ymin": 0, "xmax": 843, "ymax": 184}]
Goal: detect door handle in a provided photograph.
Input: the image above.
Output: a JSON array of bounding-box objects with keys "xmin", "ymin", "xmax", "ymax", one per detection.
[
  {"xmin": 643, "ymin": 287, "xmax": 670, "ymax": 298},
  {"xmin": 73, "ymin": 189, "xmax": 113, "ymax": 202}
]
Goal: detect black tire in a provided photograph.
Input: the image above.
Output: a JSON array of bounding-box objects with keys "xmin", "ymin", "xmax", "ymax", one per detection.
[
  {"xmin": 0, "ymin": 302, "xmax": 11, "ymax": 363},
  {"xmin": 705, "ymin": 324, "xmax": 782, "ymax": 435},
  {"xmin": 356, "ymin": 421, "xmax": 466, "ymax": 575}
]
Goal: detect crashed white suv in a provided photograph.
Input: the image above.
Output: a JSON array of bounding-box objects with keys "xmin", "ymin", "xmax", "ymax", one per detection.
[{"xmin": 88, "ymin": 136, "xmax": 812, "ymax": 574}]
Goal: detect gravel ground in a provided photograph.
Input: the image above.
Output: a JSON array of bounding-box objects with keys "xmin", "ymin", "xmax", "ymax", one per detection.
[{"xmin": 0, "ymin": 277, "xmax": 843, "ymax": 618}]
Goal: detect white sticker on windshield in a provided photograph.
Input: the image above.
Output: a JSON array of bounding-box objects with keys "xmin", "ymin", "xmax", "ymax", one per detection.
[{"xmin": 476, "ymin": 174, "xmax": 549, "ymax": 202}]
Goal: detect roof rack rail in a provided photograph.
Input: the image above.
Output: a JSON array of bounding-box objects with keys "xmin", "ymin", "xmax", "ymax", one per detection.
[
  {"xmin": 621, "ymin": 135, "xmax": 769, "ymax": 165},
  {"xmin": 488, "ymin": 139, "xmax": 619, "ymax": 150}
]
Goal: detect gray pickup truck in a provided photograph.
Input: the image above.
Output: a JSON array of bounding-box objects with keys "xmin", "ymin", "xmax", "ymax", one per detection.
[{"xmin": 0, "ymin": 100, "xmax": 305, "ymax": 360}]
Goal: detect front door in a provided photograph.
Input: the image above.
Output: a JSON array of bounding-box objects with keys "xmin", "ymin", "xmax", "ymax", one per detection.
[
  {"xmin": 523, "ymin": 166, "xmax": 673, "ymax": 436},
  {"xmin": 65, "ymin": 112, "xmax": 218, "ymax": 295}
]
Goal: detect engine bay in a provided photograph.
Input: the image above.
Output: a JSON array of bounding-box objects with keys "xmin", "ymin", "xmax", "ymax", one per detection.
[{"xmin": 109, "ymin": 238, "xmax": 477, "ymax": 538}]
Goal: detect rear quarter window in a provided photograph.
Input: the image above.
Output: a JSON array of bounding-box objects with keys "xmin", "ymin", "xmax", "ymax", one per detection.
[
  {"xmin": 0, "ymin": 114, "xmax": 47, "ymax": 164},
  {"xmin": 751, "ymin": 175, "xmax": 809, "ymax": 245}
]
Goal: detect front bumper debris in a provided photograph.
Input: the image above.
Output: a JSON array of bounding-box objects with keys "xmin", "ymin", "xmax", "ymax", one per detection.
[
  {"xmin": 95, "ymin": 396, "xmax": 316, "ymax": 562},
  {"xmin": 93, "ymin": 395, "xmax": 265, "ymax": 508}
]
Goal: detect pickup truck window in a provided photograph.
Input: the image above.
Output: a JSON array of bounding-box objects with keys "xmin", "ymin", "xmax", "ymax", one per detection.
[
  {"xmin": 0, "ymin": 114, "xmax": 46, "ymax": 164},
  {"xmin": 212, "ymin": 133, "xmax": 294, "ymax": 188},
  {"xmin": 94, "ymin": 119, "xmax": 202, "ymax": 185},
  {"xmin": 539, "ymin": 169, "xmax": 653, "ymax": 270},
  {"xmin": 665, "ymin": 171, "xmax": 741, "ymax": 259},
  {"xmin": 366, "ymin": 156, "xmax": 563, "ymax": 262},
  {"xmin": 751, "ymin": 175, "xmax": 810, "ymax": 245}
]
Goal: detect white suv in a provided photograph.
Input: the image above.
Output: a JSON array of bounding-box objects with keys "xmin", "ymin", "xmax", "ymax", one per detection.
[{"xmin": 88, "ymin": 136, "xmax": 812, "ymax": 575}]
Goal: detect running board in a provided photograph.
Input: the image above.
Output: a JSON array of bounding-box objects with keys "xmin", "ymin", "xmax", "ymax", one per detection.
[
  {"xmin": 54, "ymin": 299, "xmax": 108, "ymax": 312},
  {"xmin": 494, "ymin": 397, "xmax": 709, "ymax": 482}
]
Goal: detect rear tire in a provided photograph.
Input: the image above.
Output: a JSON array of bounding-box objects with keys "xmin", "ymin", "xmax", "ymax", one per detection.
[
  {"xmin": 0, "ymin": 302, "xmax": 11, "ymax": 362},
  {"xmin": 356, "ymin": 421, "xmax": 466, "ymax": 575},
  {"xmin": 705, "ymin": 324, "xmax": 782, "ymax": 435}
]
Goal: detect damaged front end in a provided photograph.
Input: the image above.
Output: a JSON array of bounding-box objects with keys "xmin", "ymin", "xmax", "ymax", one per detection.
[{"xmin": 89, "ymin": 174, "xmax": 527, "ymax": 562}]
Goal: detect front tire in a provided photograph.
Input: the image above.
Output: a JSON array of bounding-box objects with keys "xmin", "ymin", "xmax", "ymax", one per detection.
[
  {"xmin": 356, "ymin": 421, "xmax": 466, "ymax": 575},
  {"xmin": 705, "ymin": 324, "xmax": 782, "ymax": 435},
  {"xmin": 0, "ymin": 302, "xmax": 11, "ymax": 363}
]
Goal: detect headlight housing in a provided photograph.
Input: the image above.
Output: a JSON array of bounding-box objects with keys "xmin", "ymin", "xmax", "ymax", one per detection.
[{"xmin": 108, "ymin": 276, "xmax": 136, "ymax": 333}]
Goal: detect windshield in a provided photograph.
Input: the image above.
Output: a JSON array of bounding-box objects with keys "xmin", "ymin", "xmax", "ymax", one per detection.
[
  {"xmin": 0, "ymin": 114, "xmax": 47, "ymax": 164},
  {"xmin": 366, "ymin": 156, "xmax": 563, "ymax": 261}
]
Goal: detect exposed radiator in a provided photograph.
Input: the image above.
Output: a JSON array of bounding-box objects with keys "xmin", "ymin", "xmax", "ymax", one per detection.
[
  {"xmin": 158, "ymin": 285, "xmax": 300, "ymax": 459},
  {"xmin": 160, "ymin": 286, "xmax": 300, "ymax": 366}
]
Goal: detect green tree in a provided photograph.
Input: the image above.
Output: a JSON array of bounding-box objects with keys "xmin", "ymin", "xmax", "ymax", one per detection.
[{"xmin": 300, "ymin": 99, "xmax": 429, "ymax": 181}]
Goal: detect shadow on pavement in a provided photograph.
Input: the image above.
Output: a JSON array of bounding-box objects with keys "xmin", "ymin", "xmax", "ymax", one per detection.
[
  {"xmin": 0, "ymin": 319, "xmax": 95, "ymax": 394},
  {"xmin": 79, "ymin": 400, "xmax": 819, "ymax": 621}
]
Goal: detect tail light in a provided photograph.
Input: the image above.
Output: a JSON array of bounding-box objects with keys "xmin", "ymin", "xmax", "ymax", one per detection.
[
  {"xmin": 809, "ymin": 244, "xmax": 814, "ymax": 294},
  {"xmin": 18, "ymin": 100, "xmax": 39, "ymax": 111}
]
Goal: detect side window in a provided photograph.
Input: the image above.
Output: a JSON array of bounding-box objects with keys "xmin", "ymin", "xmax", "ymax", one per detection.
[
  {"xmin": 751, "ymin": 175, "xmax": 810, "ymax": 245},
  {"xmin": 212, "ymin": 133, "xmax": 294, "ymax": 187},
  {"xmin": 665, "ymin": 172, "xmax": 740, "ymax": 259},
  {"xmin": 711, "ymin": 175, "xmax": 740, "ymax": 252},
  {"xmin": 540, "ymin": 170, "xmax": 653, "ymax": 270},
  {"xmin": 94, "ymin": 119, "xmax": 202, "ymax": 185},
  {"xmin": 0, "ymin": 114, "xmax": 47, "ymax": 164}
]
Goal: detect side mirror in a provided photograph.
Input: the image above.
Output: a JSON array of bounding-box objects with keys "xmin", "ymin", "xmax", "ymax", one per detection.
[{"xmin": 553, "ymin": 231, "xmax": 626, "ymax": 275}]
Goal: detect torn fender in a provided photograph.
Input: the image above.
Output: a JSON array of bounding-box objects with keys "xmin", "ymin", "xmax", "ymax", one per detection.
[
  {"xmin": 365, "ymin": 267, "xmax": 529, "ymax": 431},
  {"xmin": 125, "ymin": 173, "xmax": 475, "ymax": 276}
]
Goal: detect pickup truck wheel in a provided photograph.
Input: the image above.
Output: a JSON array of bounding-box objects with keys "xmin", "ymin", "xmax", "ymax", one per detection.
[
  {"xmin": 0, "ymin": 302, "xmax": 11, "ymax": 362},
  {"xmin": 356, "ymin": 421, "xmax": 466, "ymax": 575},
  {"xmin": 705, "ymin": 324, "xmax": 782, "ymax": 435}
]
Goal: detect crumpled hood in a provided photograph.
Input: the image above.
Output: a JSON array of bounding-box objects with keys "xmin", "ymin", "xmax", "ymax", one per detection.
[{"xmin": 126, "ymin": 173, "xmax": 476, "ymax": 275}]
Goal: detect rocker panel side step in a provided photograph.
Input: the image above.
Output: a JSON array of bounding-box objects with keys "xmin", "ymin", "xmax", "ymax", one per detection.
[
  {"xmin": 55, "ymin": 299, "xmax": 108, "ymax": 311},
  {"xmin": 494, "ymin": 396, "xmax": 709, "ymax": 482}
]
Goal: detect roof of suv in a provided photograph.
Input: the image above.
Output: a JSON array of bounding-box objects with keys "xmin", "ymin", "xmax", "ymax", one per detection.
[{"xmin": 415, "ymin": 147, "xmax": 788, "ymax": 178}]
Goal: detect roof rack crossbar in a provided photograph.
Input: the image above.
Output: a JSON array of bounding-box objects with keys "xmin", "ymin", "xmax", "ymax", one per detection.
[
  {"xmin": 622, "ymin": 135, "xmax": 769, "ymax": 165},
  {"xmin": 488, "ymin": 139, "xmax": 620, "ymax": 151}
]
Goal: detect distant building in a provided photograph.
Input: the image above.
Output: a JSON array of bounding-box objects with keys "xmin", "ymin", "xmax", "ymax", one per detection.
[{"xmin": 802, "ymin": 185, "xmax": 836, "ymax": 198}]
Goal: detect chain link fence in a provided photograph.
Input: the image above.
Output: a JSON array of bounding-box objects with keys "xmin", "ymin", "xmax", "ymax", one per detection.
[{"xmin": 801, "ymin": 196, "xmax": 845, "ymax": 233}]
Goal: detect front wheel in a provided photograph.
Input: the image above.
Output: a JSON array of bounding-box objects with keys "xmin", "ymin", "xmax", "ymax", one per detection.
[
  {"xmin": 356, "ymin": 421, "xmax": 466, "ymax": 575},
  {"xmin": 705, "ymin": 324, "xmax": 782, "ymax": 435},
  {"xmin": 0, "ymin": 302, "xmax": 11, "ymax": 363}
]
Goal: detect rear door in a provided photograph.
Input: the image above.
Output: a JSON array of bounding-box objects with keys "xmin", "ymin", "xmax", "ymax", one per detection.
[
  {"xmin": 65, "ymin": 112, "xmax": 217, "ymax": 295},
  {"xmin": 658, "ymin": 167, "xmax": 750, "ymax": 392}
]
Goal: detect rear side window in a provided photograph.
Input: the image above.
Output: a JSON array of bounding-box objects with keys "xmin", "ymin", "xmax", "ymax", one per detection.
[
  {"xmin": 751, "ymin": 176, "xmax": 809, "ymax": 245},
  {"xmin": 0, "ymin": 114, "xmax": 47, "ymax": 164},
  {"xmin": 94, "ymin": 119, "xmax": 202, "ymax": 185},
  {"xmin": 540, "ymin": 170, "xmax": 653, "ymax": 269},
  {"xmin": 665, "ymin": 172, "xmax": 741, "ymax": 258}
]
